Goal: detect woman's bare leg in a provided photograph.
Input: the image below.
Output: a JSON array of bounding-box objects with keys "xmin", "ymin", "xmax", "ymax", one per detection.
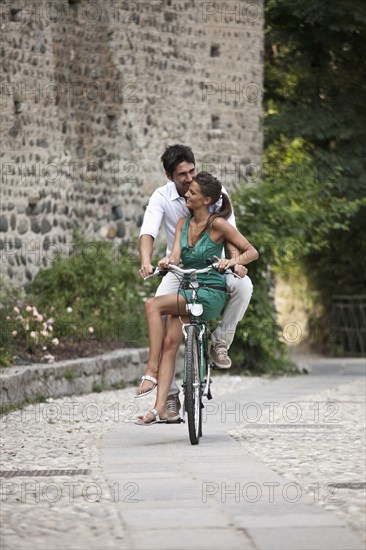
[
  {"xmin": 136, "ymin": 293, "xmax": 187, "ymax": 396},
  {"xmin": 138, "ymin": 314, "xmax": 189, "ymax": 423}
]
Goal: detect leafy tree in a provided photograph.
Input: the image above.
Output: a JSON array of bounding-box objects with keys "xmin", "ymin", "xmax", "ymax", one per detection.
[
  {"xmin": 262, "ymin": 0, "xmax": 366, "ymax": 352},
  {"xmin": 230, "ymin": 138, "xmax": 360, "ymax": 372}
]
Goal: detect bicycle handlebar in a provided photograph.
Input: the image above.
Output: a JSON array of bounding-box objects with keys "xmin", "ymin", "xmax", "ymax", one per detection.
[{"xmin": 143, "ymin": 260, "xmax": 240, "ymax": 280}]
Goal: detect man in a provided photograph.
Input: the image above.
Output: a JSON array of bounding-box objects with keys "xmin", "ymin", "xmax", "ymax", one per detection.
[{"xmin": 139, "ymin": 144, "xmax": 253, "ymax": 421}]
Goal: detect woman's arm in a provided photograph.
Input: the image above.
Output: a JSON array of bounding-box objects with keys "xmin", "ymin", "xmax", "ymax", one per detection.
[
  {"xmin": 158, "ymin": 217, "xmax": 186, "ymax": 268},
  {"xmin": 212, "ymin": 217, "xmax": 259, "ymax": 268}
]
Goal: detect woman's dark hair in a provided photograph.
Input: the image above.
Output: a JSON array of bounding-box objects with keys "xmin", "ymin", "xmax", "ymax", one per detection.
[
  {"xmin": 194, "ymin": 171, "xmax": 232, "ymax": 225},
  {"xmin": 160, "ymin": 144, "xmax": 195, "ymax": 177}
]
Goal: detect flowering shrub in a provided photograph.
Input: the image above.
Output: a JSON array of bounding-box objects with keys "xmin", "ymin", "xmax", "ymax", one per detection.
[
  {"xmin": 29, "ymin": 236, "xmax": 154, "ymax": 346},
  {"xmin": 5, "ymin": 304, "xmax": 59, "ymax": 362},
  {"xmin": 0, "ymin": 236, "xmax": 161, "ymax": 367}
]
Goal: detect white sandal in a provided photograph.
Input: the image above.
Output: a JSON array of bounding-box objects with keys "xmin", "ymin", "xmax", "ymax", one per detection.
[
  {"xmin": 135, "ymin": 375, "xmax": 158, "ymax": 398},
  {"xmin": 135, "ymin": 408, "xmax": 167, "ymax": 426}
]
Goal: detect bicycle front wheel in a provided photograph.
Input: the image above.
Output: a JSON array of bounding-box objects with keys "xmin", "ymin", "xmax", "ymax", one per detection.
[{"xmin": 185, "ymin": 325, "xmax": 202, "ymax": 445}]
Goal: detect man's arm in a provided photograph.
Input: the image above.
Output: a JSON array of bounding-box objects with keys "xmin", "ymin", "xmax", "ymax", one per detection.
[
  {"xmin": 138, "ymin": 190, "xmax": 165, "ymax": 278},
  {"xmin": 158, "ymin": 218, "xmax": 185, "ymax": 268},
  {"xmin": 139, "ymin": 235, "xmax": 155, "ymax": 278},
  {"xmin": 225, "ymin": 241, "xmax": 248, "ymax": 278},
  {"xmin": 216, "ymin": 187, "xmax": 246, "ymax": 276},
  {"xmin": 213, "ymin": 218, "xmax": 259, "ymax": 270}
]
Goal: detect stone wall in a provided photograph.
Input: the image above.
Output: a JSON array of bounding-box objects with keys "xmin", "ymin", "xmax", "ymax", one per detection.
[{"xmin": 0, "ymin": 0, "xmax": 264, "ymax": 285}]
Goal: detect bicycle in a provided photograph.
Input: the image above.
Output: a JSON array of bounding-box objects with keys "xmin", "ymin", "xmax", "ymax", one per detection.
[{"xmin": 145, "ymin": 260, "xmax": 236, "ymax": 445}]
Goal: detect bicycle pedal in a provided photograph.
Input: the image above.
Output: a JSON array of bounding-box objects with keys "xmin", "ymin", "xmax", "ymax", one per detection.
[{"xmin": 168, "ymin": 417, "xmax": 185, "ymax": 424}]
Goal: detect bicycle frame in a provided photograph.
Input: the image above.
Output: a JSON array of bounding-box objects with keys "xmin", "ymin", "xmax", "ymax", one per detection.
[
  {"xmin": 144, "ymin": 261, "xmax": 234, "ymax": 443},
  {"xmin": 181, "ymin": 320, "xmax": 211, "ymax": 397}
]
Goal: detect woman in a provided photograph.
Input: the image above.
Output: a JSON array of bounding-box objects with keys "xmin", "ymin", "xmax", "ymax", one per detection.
[{"xmin": 136, "ymin": 172, "xmax": 258, "ymax": 425}]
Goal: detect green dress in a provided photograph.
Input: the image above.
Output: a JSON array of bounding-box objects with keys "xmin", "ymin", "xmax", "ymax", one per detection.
[{"xmin": 178, "ymin": 217, "xmax": 226, "ymax": 321}]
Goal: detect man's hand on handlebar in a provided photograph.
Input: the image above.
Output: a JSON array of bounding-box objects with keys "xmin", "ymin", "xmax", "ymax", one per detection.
[
  {"xmin": 233, "ymin": 264, "xmax": 248, "ymax": 278},
  {"xmin": 139, "ymin": 264, "xmax": 154, "ymax": 279}
]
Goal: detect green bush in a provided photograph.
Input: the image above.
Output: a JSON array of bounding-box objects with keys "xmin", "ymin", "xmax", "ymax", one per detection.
[
  {"xmin": 30, "ymin": 235, "xmax": 155, "ymax": 347},
  {"xmin": 0, "ymin": 235, "xmax": 160, "ymax": 365},
  {"xmin": 229, "ymin": 138, "xmax": 361, "ymax": 373}
]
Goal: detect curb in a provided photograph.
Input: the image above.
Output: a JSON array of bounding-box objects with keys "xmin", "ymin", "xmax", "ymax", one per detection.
[
  {"xmin": 0, "ymin": 347, "xmax": 184, "ymax": 410},
  {"xmin": 293, "ymin": 356, "xmax": 366, "ymax": 376}
]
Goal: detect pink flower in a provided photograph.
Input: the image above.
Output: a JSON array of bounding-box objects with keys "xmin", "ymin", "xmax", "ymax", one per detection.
[
  {"xmin": 36, "ymin": 314, "xmax": 44, "ymax": 322},
  {"xmin": 13, "ymin": 306, "xmax": 20, "ymax": 315},
  {"xmin": 26, "ymin": 305, "xmax": 32, "ymax": 312}
]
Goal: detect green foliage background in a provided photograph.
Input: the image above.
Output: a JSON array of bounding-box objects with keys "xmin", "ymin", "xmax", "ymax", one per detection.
[
  {"xmin": 2, "ymin": 1, "xmax": 365, "ymax": 371},
  {"xmin": 229, "ymin": 0, "xmax": 366, "ymax": 368}
]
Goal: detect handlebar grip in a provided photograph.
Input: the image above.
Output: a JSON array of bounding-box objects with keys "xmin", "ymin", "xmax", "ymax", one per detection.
[{"xmin": 151, "ymin": 266, "xmax": 169, "ymax": 276}]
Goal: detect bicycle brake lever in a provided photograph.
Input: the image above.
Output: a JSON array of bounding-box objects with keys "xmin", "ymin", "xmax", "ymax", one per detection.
[{"xmin": 143, "ymin": 267, "xmax": 168, "ymax": 280}]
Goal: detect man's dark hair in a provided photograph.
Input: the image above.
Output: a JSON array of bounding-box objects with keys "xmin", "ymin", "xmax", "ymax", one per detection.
[{"xmin": 160, "ymin": 144, "xmax": 195, "ymax": 177}]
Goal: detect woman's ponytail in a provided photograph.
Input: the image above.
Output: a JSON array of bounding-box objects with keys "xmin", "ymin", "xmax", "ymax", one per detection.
[{"xmin": 193, "ymin": 171, "xmax": 233, "ymax": 232}]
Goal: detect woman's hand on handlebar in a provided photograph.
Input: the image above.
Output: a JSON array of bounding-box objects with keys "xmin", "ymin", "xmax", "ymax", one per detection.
[
  {"xmin": 212, "ymin": 256, "xmax": 248, "ymax": 277},
  {"xmin": 158, "ymin": 256, "xmax": 176, "ymax": 269},
  {"xmin": 213, "ymin": 256, "xmax": 235, "ymax": 272}
]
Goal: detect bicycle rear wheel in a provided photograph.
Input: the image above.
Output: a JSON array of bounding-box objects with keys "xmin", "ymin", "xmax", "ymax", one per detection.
[{"xmin": 185, "ymin": 325, "xmax": 202, "ymax": 445}]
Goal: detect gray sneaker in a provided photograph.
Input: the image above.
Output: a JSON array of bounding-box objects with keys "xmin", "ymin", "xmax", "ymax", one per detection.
[
  {"xmin": 165, "ymin": 394, "xmax": 181, "ymax": 422},
  {"xmin": 210, "ymin": 345, "xmax": 232, "ymax": 369}
]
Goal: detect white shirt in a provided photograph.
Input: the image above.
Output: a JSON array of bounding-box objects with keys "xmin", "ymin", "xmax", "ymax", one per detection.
[{"xmin": 139, "ymin": 180, "xmax": 236, "ymax": 255}]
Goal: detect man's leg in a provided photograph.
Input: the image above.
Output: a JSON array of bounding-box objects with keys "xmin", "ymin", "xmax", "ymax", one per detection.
[
  {"xmin": 211, "ymin": 274, "xmax": 253, "ymax": 368},
  {"xmin": 155, "ymin": 271, "xmax": 182, "ymax": 396}
]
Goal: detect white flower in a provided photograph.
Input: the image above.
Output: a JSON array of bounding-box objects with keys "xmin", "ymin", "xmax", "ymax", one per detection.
[
  {"xmin": 11, "ymin": 330, "xmax": 17, "ymax": 337},
  {"xmin": 30, "ymin": 331, "xmax": 36, "ymax": 339},
  {"xmin": 52, "ymin": 338, "xmax": 59, "ymax": 346},
  {"xmin": 67, "ymin": 307, "xmax": 73, "ymax": 313},
  {"xmin": 13, "ymin": 306, "xmax": 20, "ymax": 315},
  {"xmin": 88, "ymin": 326, "xmax": 94, "ymax": 334}
]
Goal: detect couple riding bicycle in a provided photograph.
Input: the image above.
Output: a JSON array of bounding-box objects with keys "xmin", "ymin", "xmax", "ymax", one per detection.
[{"xmin": 136, "ymin": 146, "xmax": 258, "ymax": 426}]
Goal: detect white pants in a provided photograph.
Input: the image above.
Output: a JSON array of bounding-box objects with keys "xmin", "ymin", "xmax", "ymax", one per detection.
[{"xmin": 155, "ymin": 271, "xmax": 253, "ymax": 395}]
